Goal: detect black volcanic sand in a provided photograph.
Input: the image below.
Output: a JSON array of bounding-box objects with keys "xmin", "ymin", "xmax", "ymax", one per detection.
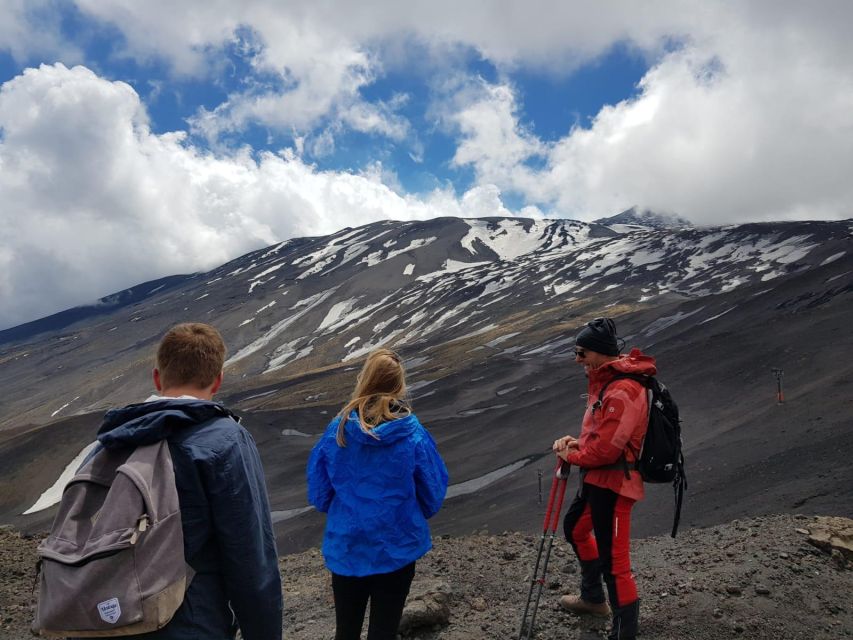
[{"xmin": 2, "ymin": 514, "xmax": 850, "ymax": 639}]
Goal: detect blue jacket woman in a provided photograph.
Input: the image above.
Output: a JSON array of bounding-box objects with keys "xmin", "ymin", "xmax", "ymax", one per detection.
[{"xmin": 307, "ymin": 348, "xmax": 448, "ymax": 640}]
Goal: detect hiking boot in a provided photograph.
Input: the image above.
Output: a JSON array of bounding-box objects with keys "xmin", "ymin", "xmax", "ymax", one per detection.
[
  {"xmin": 607, "ymin": 599, "xmax": 639, "ymax": 640},
  {"xmin": 559, "ymin": 594, "xmax": 611, "ymax": 617}
]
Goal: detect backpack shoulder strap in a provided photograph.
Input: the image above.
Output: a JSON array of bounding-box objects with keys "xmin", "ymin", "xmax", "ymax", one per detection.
[
  {"xmin": 594, "ymin": 373, "xmax": 652, "ymax": 410},
  {"xmin": 592, "ymin": 373, "xmax": 652, "ymax": 478}
]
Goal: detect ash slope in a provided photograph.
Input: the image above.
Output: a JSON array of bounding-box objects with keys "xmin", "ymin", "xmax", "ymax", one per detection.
[
  {"xmin": 0, "ymin": 215, "xmax": 852, "ymax": 550},
  {"xmin": 1, "ymin": 515, "xmax": 850, "ymax": 639}
]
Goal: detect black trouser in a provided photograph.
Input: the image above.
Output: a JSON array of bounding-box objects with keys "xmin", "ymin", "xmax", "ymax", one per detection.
[
  {"xmin": 331, "ymin": 562, "xmax": 416, "ymax": 640},
  {"xmin": 563, "ymin": 483, "xmax": 638, "ymax": 608}
]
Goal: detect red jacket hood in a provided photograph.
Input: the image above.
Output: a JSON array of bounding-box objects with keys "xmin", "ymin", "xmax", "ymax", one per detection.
[{"xmin": 589, "ymin": 347, "xmax": 657, "ymax": 384}]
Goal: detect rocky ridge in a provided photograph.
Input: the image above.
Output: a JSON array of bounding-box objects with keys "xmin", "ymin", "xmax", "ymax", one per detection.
[{"xmin": 2, "ymin": 514, "xmax": 850, "ymax": 639}]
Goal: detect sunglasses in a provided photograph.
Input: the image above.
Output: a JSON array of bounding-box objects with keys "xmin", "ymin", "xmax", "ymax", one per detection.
[{"xmin": 574, "ymin": 349, "xmax": 586, "ymax": 359}]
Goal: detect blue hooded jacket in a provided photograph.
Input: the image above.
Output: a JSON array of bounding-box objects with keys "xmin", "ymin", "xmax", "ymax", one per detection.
[
  {"xmin": 306, "ymin": 412, "xmax": 448, "ymax": 577},
  {"xmin": 94, "ymin": 398, "xmax": 282, "ymax": 640}
]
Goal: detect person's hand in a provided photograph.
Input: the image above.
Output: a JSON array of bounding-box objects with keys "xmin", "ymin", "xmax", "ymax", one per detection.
[{"xmin": 553, "ymin": 436, "xmax": 579, "ymax": 461}]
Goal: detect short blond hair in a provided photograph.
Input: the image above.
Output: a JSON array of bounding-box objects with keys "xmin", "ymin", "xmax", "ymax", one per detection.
[{"xmin": 156, "ymin": 323, "xmax": 226, "ymax": 390}]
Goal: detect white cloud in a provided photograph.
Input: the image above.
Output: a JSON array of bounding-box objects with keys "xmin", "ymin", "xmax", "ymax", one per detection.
[
  {"xmin": 446, "ymin": 7, "xmax": 853, "ymax": 223},
  {"xmin": 8, "ymin": 3, "xmax": 851, "ymax": 220},
  {"xmin": 43, "ymin": 2, "xmax": 705, "ymax": 146},
  {"xmin": 0, "ymin": 0, "xmax": 82, "ymax": 64},
  {"xmin": 71, "ymin": 1, "xmax": 413, "ymax": 145},
  {"xmin": 0, "ymin": 63, "xmax": 519, "ymax": 329},
  {"xmin": 449, "ymin": 80, "xmax": 545, "ymax": 197},
  {"xmin": 188, "ymin": 42, "xmax": 385, "ymax": 141}
]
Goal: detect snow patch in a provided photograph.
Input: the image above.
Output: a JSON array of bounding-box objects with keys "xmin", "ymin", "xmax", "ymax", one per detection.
[
  {"xmin": 281, "ymin": 429, "xmax": 311, "ymax": 437},
  {"xmin": 318, "ymin": 298, "xmax": 361, "ymax": 332},
  {"xmin": 267, "ymin": 341, "xmax": 314, "ymax": 372},
  {"xmin": 362, "ymin": 237, "xmax": 437, "ymax": 267},
  {"xmin": 226, "ymin": 288, "xmax": 337, "ymax": 366},
  {"xmin": 485, "ymin": 332, "xmax": 520, "ymax": 348},
  {"xmin": 642, "ymin": 307, "xmax": 705, "ymax": 336},
  {"xmin": 821, "ymin": 252, "xmax": 845, "ymax": 266},
  {"xmin": 344, "ymin": 328, "xmax": 407, "ymax": 361},
  {"xmin": 51, "ymin": 396, "xmax": 80, "ymax": 418},
  {"xmin": 700, "ymin": 307, "xmax": 737, "ymax": 324},
  {"xmin": 23, "ymin": 441, "xmax": 99, "ymax": 514},
  {"xmin": 444, "ymin": 458, "xmax": 533, "ymax": 500},
  {"xmin": 460, "ymin": 219, "xmax": 549, "ymax": 261},
  {"xmin": 458, "ymin": 404, "xmax": 509, "ymax": 417},
  {"xmin": 270, "ymin": 506, "xmax": 314, "ymax": 523}
]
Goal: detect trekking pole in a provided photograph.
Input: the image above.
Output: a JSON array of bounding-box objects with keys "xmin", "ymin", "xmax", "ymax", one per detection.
[{"xmin": 518, "ymin": 459, "xmax": 571, "ymax": 640}]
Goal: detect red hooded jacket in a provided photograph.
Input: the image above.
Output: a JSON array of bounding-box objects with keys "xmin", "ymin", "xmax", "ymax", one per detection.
[{"xmin": 566, "ymin": 348, "xmax": 656, "ymax": 501}]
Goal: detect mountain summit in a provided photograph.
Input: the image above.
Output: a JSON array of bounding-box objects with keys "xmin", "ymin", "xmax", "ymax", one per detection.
[{"xmin": 595, "ymin": 206, "xmax": 694, "ymax": 229}]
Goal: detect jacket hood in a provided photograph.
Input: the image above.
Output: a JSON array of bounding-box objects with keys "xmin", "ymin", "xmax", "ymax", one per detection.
[
  {"xmin": 97, "ymin": 399, "xmax": 237, "ymax": 449},
  {"xmin": 591, "ymin": 347, "xmax": 657, "ymax": 382},
  {"xmin": 341, "ymin": 411, "xmax": 419, "ymax": 446}
]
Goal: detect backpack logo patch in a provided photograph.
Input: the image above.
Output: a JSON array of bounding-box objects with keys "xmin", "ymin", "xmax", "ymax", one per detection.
[{"xmin": 97, "ymin": 597, "xmax": 121, "ymax": 624}]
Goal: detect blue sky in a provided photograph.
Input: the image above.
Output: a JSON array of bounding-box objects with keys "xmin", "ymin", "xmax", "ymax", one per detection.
[{"xmin": 0, "ymin": 1, "xmax": 851, "ymax": 329}]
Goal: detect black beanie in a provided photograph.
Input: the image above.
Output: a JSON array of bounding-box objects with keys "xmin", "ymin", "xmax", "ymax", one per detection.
[{"xmin": 575, "ymin": 317, "xmax": 619, "ymax": 356}]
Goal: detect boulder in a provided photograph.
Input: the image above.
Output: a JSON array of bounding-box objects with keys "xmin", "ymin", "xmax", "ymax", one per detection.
[
  {"xmin": 806, "ymin": 517, "xmax": 853, "ymax": 569},
  {"xmin": 399, "ymin": 580, "xmax": 452, "ymax": 635}
]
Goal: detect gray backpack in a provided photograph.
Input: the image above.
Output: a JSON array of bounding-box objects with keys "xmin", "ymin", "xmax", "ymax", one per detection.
[{"xmin": 33, "ymin": 440, "xmax": 194, "ymax": 637}]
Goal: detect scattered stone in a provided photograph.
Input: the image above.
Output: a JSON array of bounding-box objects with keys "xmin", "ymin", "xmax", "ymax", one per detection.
[
  {"xmin": 726, "ymin": 585, "xmax": 742, "ymax": 596},
  {"xmin": 755, "ymin": 585, "xmax": 771, "ymax": 595},
  {"xmin": 470, "ymin": 597, "xmax": 487, "ymax": 612}
]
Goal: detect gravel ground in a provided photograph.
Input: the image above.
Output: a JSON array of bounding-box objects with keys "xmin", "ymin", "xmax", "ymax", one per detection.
[{"xmin": 2, "ymin": 514, "xmax": 851, "ymax": 639}]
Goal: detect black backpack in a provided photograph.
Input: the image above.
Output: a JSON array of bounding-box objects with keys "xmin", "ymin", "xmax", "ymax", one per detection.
[{"xmin": 595, "ymin": 373, "xmax": 687, "ymax": 537}]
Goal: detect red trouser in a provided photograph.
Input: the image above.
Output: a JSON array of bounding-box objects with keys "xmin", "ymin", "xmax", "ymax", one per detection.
[{"xmin": 563, "ymin": 483, "xmax": 638, "ymax": 607}]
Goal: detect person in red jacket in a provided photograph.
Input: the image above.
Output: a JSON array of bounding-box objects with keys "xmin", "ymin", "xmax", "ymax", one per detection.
[{"xmin": 553, "ymin": 317, "xmax": 654, "ymax": 640}]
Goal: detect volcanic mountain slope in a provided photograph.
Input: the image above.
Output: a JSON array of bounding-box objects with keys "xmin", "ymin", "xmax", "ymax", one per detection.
[{"xmin": 0, "ymin": 214, "xmax": 851, "ymax": 551}]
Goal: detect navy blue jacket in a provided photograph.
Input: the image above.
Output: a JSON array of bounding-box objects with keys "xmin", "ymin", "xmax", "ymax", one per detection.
[
  {"xmin": 307, "ymin": 412, "xmax": 448, "ymax": 577},
  {"xmin": 95, "ymin": 398, "xmax": 282, "ymax": 640}
]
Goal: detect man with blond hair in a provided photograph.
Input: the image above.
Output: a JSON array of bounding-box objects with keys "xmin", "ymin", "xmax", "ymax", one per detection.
[{"xmin": 93, "ymin": 323, "xmax": 282, "ymax": 639}]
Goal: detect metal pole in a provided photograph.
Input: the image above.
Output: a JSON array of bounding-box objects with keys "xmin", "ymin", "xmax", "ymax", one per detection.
[
  {"xmin": 772, "ymin": 368, "xmax": 784, "ymax": 404},
  {"xmin": 537, "ymin": 469, "xmax": 543, "ymax": 505}
]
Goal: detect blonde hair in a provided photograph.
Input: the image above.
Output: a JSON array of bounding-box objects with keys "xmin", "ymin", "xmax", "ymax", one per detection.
[{"xmin": 336, "ymin": 348, "xmax": 410, "ymax": 446}]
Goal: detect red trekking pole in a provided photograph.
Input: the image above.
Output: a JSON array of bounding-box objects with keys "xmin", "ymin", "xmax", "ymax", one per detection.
[{"xmin": 518, "ymin": 459, "xmax": 571, "ymax": 639}]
